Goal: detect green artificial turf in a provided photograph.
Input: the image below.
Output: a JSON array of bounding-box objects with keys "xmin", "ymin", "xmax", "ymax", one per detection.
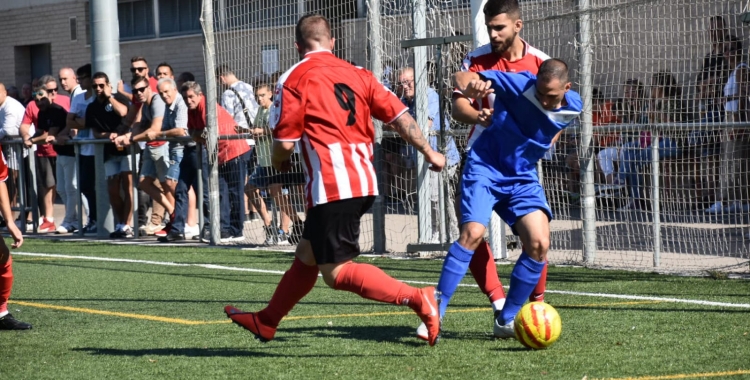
[{"xmin": 1, "ymin": 239, "xmax": 748, "ymax": 379}]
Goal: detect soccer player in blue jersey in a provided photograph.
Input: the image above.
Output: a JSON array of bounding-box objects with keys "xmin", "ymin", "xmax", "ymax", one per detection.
[{"xmin": 438, "ymin": 58, "xmax": 582, "ymax": 338}]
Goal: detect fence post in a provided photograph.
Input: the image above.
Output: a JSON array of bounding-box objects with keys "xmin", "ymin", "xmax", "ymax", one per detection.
[
  {"xmin": 413, "ymin": 0, "xmax": 431, "ymax": 243},
  {"xmin": 94, "ymin": 144, "xmax": 115, "ymax": 237},
  {"xmin": 26, "ymin": 148, "xmax": 38, "ymax": 232},
  {"xmin": 369, "ymin": 0, "xmax": 386, "ymax": 253},
  {"xmin": 577, "ymin": 0, "xmax": 596, "ymax": 265},
  {"xmin": 131, "ymin": 145, "xmax": 139, "ymax": 238},
  {"xmin": 75, "ymin": 143, "xmax": 84, "ymax": 236},
  {"xmin": 651, "ymin": 129, "xmax": 661, "ymax": 267},
  {"xmin": 201, "ymin": 0, "xmax": 221, "ymax": 245}
]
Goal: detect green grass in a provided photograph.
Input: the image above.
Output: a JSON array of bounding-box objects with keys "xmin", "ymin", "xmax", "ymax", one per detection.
[{"xmin": 2, "ymin": 238, "xmax": 749, "ymax": 380}]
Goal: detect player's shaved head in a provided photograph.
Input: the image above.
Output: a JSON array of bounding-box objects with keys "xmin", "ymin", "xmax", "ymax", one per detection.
[
  {"xmin": 0, "ymin": 83, "xmax": 6, "ymax": 94},
  {"xmin": 484, "ymin": 0, "xmax": 521, "ymax": 20},
  {"xmin": 295, "ymin": 14, "xmax": 332, "ymax": 50},
  {"xmin": 538, "ymin": 58, "xmax": 569, "ymax": 84}
]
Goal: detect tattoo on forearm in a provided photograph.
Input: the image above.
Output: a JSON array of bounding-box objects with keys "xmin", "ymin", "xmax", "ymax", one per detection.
[{"xmin": 395, "ymin": 117, "xmax": 430, "ymax": 154}]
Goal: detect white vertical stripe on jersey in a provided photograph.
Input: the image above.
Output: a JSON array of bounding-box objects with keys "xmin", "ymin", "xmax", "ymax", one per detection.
[
  {"xmin": 360, "ymin": 143, "xmax": 378, "ymax": 195},
  {"xmin": 302, "ymin": 135, "xmax": 327, "ymax": 206},
  {"xmin": 350, "ymin": 143, "xmax": 369, "ymax": 196},
  {"xmin": 329, "ymin": 142, "xmax": 353, "ymax": 199}
]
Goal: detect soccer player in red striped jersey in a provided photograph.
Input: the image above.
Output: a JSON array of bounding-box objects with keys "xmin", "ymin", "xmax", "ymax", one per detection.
[
  {"xmin": 225, "ymin": 14, "xmax": 446, "ymax": 346},
  {"xmin": 0, "ymin": 147, "xmax": 29, "ymax": 330},
  {"xmin": 428, "ymin": 0, "xmax": 550, "ymax": 339}
]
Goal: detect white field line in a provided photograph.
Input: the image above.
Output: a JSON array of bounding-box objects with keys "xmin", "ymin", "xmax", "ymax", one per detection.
[{"xmin": 14, "ymin": 252, "xmax": 750, "ymax": 309}]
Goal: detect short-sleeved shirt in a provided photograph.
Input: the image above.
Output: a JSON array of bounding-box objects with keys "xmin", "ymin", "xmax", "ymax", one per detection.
[
  {"xmin": 163, "ymin": 93, "xmax": 189, "ymax": 148},
  {"xmin": 469, "ymin": 71, "xmax": 582, "ymax": 185},
  {"xmin": 0, "ymin": 96, "xmax": 26, "ymax": 140},
  {"xmin": 458, "ymin": 41, "xmax": 549, "ymax": 149},
  {"xmin": 22, "ymin": 95, "xmax": 70, "ymax": 157},
  {"xmin": 221, "ymin": 81, "xmax": 259, "ymax": 146},
  {"xmin": 70, "ymin": 92, "xmax": 96, "ymax": 156},
  {"xmin": 141, "ymin": 94, "xmax": 167, "ymax": 147},
  {"xmin": 253, "ymin": 106, "xmax": 272, "ymax": 167},
  {"xmin": 271, "ymin": 50, "xmax": 408, "ymax": 208},
  {"xmin": 187, "ymin": 96, "xmax": 249, "ymax": 164},
  {"xmin": 37, "ymin": 103, "xmax": 73, "ymax": 156},
  {"xmin": 86, "ymin": 93, "xmax": 132, "ymax": 158},
  {"xmin": 400, "ymin": 88, "xmax": 460, "ymax": 167}
]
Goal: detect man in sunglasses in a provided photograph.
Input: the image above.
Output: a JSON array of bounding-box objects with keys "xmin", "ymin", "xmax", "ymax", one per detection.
[
  {"xmin": 19, "ymin": 75, "xmax": 70, "ymax": 233},
  {"xmin": 86, "ymin": 72, "xmax": 135, "ymax": 238},
  {"xmin": 118, "ymin": 56, "xmax": 159, "ymax": 102}
]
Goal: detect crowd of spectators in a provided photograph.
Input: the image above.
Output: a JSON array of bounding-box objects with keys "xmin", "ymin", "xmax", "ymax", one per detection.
[{"xmin": 0, "ymin": 56, "xmax": 305, "ymax": 244}]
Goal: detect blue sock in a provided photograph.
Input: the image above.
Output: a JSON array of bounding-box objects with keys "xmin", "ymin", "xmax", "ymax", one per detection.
[
  {"xmin": 500, "ymin": 252, "xmax": 545, "ymax": 325},
  {"xmin": 436, "ymin": 242, "xmax": 474, "ymax": 318}
]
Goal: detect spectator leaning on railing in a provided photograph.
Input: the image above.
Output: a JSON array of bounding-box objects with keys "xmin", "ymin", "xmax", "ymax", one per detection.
[
  {"xmin": 617, "ymin": 71, "xmax": 682, "ymax": 212},
  {"xmin": 705, "ymin": 36, "xmax": 750, "ymax": 215},
  {"xmin": 183, "ymin": 81, "xmax": 250, "ymax": 242},
  {"xmin": 20, "ymin": 75, "xmax": 70, "ymax": 233},
  {"xmin": 0, "ymin": 83, "xmax": 29, "ymax": 231},
  {"xmin": 86, "ymin": 72, "xmax": 137, "ymax": 238}
]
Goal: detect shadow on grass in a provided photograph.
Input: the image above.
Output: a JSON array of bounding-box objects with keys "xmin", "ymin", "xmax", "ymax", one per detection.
[
  {"xmin": 280, "ymin": 325, "xmax": 428, "ymax": 347},
  {"xmin": 72, "ymin": 346, "xmax": 412, "ymax": 358}
]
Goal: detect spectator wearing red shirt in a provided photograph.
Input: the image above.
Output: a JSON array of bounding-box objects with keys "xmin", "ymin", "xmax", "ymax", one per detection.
[
  {"xmin": 20, "ymin": 76, "xmax": 70, "ymax": 233},
  {"xmin": 224, "ymin": 14, "xmax": 446, "ymax": 346},
  {"xmin": 182, "ymin": 81, "xmax": 250, "ymax": 242}
]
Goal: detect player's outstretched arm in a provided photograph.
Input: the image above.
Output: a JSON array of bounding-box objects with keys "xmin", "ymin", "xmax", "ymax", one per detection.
[
  {"xmin": 0, "ymin": 181, "xmax": 22, "ymax": 249},
  {"xmin": 391, "ymin": 112, "xmax": 445, "ymax": 172},
  {"xmin": 453, "ymin": 72, "xmax": 494, "ymax": 100}
]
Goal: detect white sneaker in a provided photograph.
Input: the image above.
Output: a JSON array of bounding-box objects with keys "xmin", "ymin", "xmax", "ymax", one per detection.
[
  {"xmin": 184, "ymin": 224, "xmax": 200, "ymax": 239},
  {"xmin": 56, "ymin": 224, "xmax": 70, "ymax": 234},
  {"xmin": 704, "ymin": 201, "xmax": 724, "ymax": 214},
  {"xmin": 493, "ymin": 312, "xmax": 515, "ymax": 339},
  {"xmin": 416, "ymin": 322, "xmax": 428, "ymax": 341}
]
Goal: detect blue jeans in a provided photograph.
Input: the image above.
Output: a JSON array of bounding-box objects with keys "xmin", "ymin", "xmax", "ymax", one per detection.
[
  {"xmin": 619, "ymin": 139, "xmax": 680, "ymax": 200},
  {"xmin": 218, "ymin": 151, "xmax": 249, "ymax": 237},
  {"xmin": 172, "ymin": 145, "xmax": 202, "ymax": 234}
]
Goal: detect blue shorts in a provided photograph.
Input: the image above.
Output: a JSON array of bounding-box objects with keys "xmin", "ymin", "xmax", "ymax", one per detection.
[
  {"xmin": 460, "ymin": 173, "xmax": 552, "ymax": 235},
  {"xmin": 166, "ymin": 145, "xmax": 184, "ymax": 182}
]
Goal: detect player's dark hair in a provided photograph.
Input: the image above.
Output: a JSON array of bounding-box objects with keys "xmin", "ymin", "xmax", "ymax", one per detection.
[
  {"xmin": 651, "ymin": 70, "xmax": 680, "ymax": 98},
  {"xmin": 483, "ymin": 0, "xmax": 521, "ymax": 20},
  {"xmin": 130, "ymin": 75, "xmax": 149, "ymax": 87},
  {"xmin": 178, "ymin": 72, "xmax": 195, "ymax": 82},
  {"xmin": 295, "ymin": 13, "xmax": 332, "ymax": 49},
  {"xmin": 92, "ymin": 71, "xmax": 110, "ymax": 83},
  {"xmin": 156, "ymin": 62, "xmax": 174, "ymax": 75},
  {"xmin": 131, "ymin": 56, "xmax": 148, "ymax": 64},
  {"xmin": 537, "ymin": 58, "xmax": 569, "ymax": 83},
  {"xmin": 255, "ymin": 83, "xmax": 272, "ymax": 92},
  {"xmin": 76, "ymin": 63, "xmax": 92, "ymax": 78}
]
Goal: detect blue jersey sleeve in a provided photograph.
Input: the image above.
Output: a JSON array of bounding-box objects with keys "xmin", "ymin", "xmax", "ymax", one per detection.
[{"xmin": 477, "ymin": 70, "xmax": 535, "ymax": 100}]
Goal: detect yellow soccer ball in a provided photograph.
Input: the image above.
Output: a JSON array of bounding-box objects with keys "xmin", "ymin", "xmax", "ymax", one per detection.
[{"xmin": 513, "ymin": 301, "xmax": 562, "ymax": 349}]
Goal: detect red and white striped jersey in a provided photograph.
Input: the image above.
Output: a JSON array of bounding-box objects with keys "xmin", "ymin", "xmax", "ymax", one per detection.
[
  {"xmin": 458, "ymin": 40, "xmax": 549, "ymax": 148},
  {"xmin": 0, "ymin": 146, "xmax": 8, "ymax": 182},
  {"xmin": 271, "ymin": 50, "xmax": 408, "ymax": 208}
]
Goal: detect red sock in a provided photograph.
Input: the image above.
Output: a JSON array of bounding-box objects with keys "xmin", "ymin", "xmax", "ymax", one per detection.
[
  {"xmin": 469, "ymin": 240, "xmax": 505, "ymax": 302},
  {"xmin": 258, "ymin": 258, "xmax": 319, "ymax": 327},
  {"xmin": 333, "ymin": 262, "xmax": 421, "ymax": 309},
  {"xmin": 529, "ymin": 262, "xmax": 548, "ymax": 302},
  {"xmin": 0, "ymin": 256, "xmax": 13, "ymax": 314}
]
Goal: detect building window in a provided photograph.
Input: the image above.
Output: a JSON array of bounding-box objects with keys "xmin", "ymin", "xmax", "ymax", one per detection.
[
  {"xmin": 159, "ymin": 0, "xmax": 201, "ymax": 36},
  {"xmin": 223, "ymin": 0, "xmax": 298, "ymax": 30},
  {"xmin": 118, "ymin": 0, "xmax": 156, "ymax": 40}
]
